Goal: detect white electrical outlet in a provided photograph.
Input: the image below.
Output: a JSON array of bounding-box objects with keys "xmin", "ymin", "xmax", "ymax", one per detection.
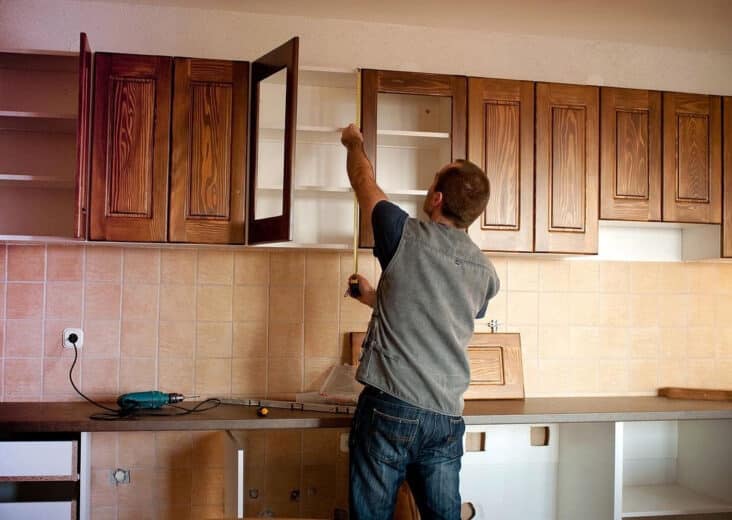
[{"xmin": 62, "ymin": 328, "xmax": 84, "ymax": 349}]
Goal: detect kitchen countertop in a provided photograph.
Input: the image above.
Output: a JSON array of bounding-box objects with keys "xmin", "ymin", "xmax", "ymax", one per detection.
[{"xmin": 1, "ymin": 397, "xmax": 731, "ymax": 432}]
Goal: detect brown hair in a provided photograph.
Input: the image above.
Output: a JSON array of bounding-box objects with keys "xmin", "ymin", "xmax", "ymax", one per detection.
[{"xmin": 433, "ymin": 159, "xmax": 490, "ymax": 228}]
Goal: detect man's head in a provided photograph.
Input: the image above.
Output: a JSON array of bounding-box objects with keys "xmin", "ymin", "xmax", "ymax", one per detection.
[{"xmin": 423, "ymin": 159, "xmax": 490, "ymax": 229}]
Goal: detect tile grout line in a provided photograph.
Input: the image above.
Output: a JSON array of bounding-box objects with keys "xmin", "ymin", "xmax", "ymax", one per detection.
[
  {"xmin": 155, "ymin": 247, "xmax": 161, "ymax": 392},
  {"xmin": 1, "ymin": 246, "xmax": 6, "ymax": 401},
  {"xmin": 193, "ymin": 249, "xmax": 199, "ymax": 399},
  {"xmin": 116, "ymin": 248, "xmax": 124, "ymax": 399},
  {"xmin": 39, "ymin": 244, "xmax": 47, "ymax": 401},
  {"xmin": 78, "ymin": 244, "xmax": 87, "ymax": 400}
]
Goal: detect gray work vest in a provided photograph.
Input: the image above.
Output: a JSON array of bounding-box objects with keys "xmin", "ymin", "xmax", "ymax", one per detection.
[{"xmin": 356, "ymin": 217, "xmax": 499, "ymax": 416}]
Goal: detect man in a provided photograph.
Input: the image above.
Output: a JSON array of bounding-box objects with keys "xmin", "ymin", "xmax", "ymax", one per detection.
[{"xmin": 341, "ymin": 123, "xmax": 500, "ymax": 520}]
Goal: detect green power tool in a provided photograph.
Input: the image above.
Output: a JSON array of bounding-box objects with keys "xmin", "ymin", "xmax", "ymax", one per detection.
[{"xmin": 117, "ymin": 391, "xmax": 187, "ymax": 410}]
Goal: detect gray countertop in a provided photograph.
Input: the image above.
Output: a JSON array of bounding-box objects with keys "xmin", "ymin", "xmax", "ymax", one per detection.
[{"xmin": 1, "ymin": 397, "xmax": 731, "ymax": 432}]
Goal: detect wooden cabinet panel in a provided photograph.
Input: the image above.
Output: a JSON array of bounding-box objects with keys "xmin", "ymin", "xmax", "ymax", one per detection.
[
  {"xmin": 663, "ymin": 93, "xmax": 722, "ymax": 223},
  {"xmin": 170, "ymin": 58, "xmax": 248, "ymax": 243},
  {"xmin": 535, "ymin": 83, "xmax": 599, "ymax": 254},
  {"xmin": 73, "ymin": 33, "xmax": 92, "ymax": 239},
  {"xmin": 360, "ymin": 69, "xmax": 467, "ymax": 248},
  {"xmin": 724, "ymin": 97, "xmax": 732, "ymax": 258},
  {"xmin": 600, "ymin": 88, "xmax": 662, "ymax": 221},
  {"xmin": 90, "ymin": 53, "xmax": 172, "ymax": 241},
  {"xmin": 467, "ymin": 78, "xmax": 534, "ymax": 252}
]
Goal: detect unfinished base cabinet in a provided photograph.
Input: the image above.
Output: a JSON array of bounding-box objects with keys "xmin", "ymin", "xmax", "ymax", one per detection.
[
  {"xmin": 0, "ymin": 433, "xmax": 90, "ymax": 520},
  {"xmin": 460, "ymin": 422, "xmax": 615, "ymax": 520},
  {"xmin": 615, "ymin": 420, "xmax": 732, "ymax": 520}
]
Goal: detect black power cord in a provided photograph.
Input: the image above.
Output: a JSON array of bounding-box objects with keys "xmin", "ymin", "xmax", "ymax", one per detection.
[{"xmin": 67, "ymin": 334, "xmax": 221, "ymax": 420}]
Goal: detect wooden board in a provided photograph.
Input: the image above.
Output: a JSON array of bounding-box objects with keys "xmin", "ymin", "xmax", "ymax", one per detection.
[
  {"xmin": 658, "ymin": 387, "xmax": 732, "ymax": 402},
  {"xmin": 350, "ymin": 332, "xmax": 524, "ymax": 399}
]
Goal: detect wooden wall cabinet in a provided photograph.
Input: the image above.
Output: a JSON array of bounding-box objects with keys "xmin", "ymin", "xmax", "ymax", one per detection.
[
  {"xmin": 170, "ymin": 58, "xmax": 249, "ymax": 244},
  {"xmin": 0, "ymin": 33, "xmax": 92, "ymax": 239},
  {"xmin": 467, "ymin": 78, "xmax": 534, "ymax": 252},
  {"xmin": 723, "ymin": 97, "xmax": 731, "ymax": 258},
  {"xmin": 90, "ymin": 38, "xmax": 298, "ymax": 244},
  {"xmin": 600, "ymin": 88, "xmax": 662, "ymax": 221},
  {"xmin": 360, "ymin": 69, "xmax": 467, "ymax": 248},
  {"xmin": 663, "ymin": 92, "xmax": 722, "ymax": 224},
  {"xmin": 535, "ymin": 82, "xmax": 599, "ymax": 254},
  {"xmin": 90, "ymin": 53, "xmax": 172, "ymax": 242}
]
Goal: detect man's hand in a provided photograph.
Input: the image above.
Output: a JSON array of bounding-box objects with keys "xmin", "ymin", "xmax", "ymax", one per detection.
[
  {"xmin": 341, "ymin": 123, "xmax": 363, "ymax": 149},
  {"xmin": 347, "ymin": 273, "xmax": 376, "ymax": 308}
]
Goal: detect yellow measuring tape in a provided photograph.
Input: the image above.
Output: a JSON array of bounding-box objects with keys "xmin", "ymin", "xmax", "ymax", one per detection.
[{"xmin": 352, "ymin": 70, "xmax": 361, "ymax": 278}]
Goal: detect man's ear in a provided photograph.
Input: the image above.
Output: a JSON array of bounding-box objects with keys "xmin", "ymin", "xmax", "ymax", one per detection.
[{"xmin": 431, "ymin": 190, "xmax": 444, "ymax": 209}]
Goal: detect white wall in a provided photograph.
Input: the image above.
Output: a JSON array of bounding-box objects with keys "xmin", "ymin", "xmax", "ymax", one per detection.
[{"xmin": 1, "ymin": 0, "xmax": 731, "ymax": 95}]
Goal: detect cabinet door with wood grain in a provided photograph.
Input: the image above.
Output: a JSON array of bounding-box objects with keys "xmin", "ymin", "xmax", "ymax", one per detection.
[
  {"xmin": 170, "ymin": 58, "xmax": 248, "ymax": 244},
  {"xmin": 467, "ymin": 78, "xmax": 534, "ymax": 252},
  {"xmin": 663, "ymin": 92, "xmax": 722, "ymax": 224},
  {"xmin": 90, "ymin": 53, "xmax": 172, "ymax": 241},
  {"xmin": 360, "ymin": 69, "xmax": 467, "ymax": 248},
  {"xmin": 535, "ymin": 82, "xmax": 599, "ymax": 254},
  {"xmin": 724, "ymin": 97, "xmax": 731, "ymax": 258},
  {"xmin": 600, "ymin": 87, "xmax": 662, "ymax": 221}
]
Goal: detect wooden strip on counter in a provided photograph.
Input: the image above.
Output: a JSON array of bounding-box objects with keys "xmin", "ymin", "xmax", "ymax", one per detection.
[{"xmin": 658, "ymin": 387, "xmax": 732, "ymax": 401}]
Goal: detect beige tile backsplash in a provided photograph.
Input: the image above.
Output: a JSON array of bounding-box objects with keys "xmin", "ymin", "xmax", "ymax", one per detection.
[
  {"xmin": 2, "ymin": 244, "xmax": 732, "ymax": 517},
  {"xmin": 3, "ymin": 244, "xmax": 729, "ymax": 402}
]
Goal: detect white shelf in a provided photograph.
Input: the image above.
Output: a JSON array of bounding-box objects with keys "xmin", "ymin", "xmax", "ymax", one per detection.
[
  {"xmin": 299, "ymin": 67, "xmax": 357, "ymax": 89},
  {"xmin": 377, "ymin": 130, "xmax": 452, "ymax": 150},
  {"xmin": 256, "ymin": 185, "xmax": 425, "ymax": 197},
  {"xmin": 0, "ymin": 173, "xmax": 74, "ymax": 189},
  {"xmin": 0, "ymin": 110, "xmax": 76, "ymax": 120},
  {"xmin": 623, "ymin": 484, "xmax": 732, "ymax": 517},
  {"xmin": 377, "ymin": 129, "xmax": 450, "ymax": 139},
  {"xmin": 0, "ymin": 111, "xmax": 76, "ymax": 133}
]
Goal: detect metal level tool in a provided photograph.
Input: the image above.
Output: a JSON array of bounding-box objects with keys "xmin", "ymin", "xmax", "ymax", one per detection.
[{"xmin": 221, "ymin": 398, "xmax": 355, "ymax": 415}]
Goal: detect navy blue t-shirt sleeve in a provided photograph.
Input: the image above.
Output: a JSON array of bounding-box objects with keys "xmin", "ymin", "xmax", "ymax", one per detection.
[
  {"xmin": 476, "ymin": 272, "xmax": 500, "ymax": 319},
  {"xmin": 372, "ymin": 200, "xmax": 408, "ymax": 271}
]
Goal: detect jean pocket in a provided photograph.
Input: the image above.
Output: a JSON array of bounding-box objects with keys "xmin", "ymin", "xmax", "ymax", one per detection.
[
  {"xmin": 442, "ymin": 417, "xmax": 465, "ymax": 458},
  {"xmin": 367, "ymin": 408, "xmax": 419, "ymax": 465}
]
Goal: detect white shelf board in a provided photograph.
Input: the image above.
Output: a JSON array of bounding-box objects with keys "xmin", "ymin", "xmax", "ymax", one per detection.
[
  {"xmin": 377, "ymin": 129, "xmax": 450, "ymax": 139},
  {"xmin": 376, "ymin": 130, "xmax": 452, "ymax": 150},
  {"xmin": 0, "ymin": 51, "xmax": 78, "ymax": 72},
  {"xmin": 255, "ymin": 185, "xmax": 425, "ymax": 197},
  {"xmin": 622, "ymin": 484, "xmax": 732, "ymax": 517},
  {"xmin": 299, "ymin": 66, "xmax": 357, "ymax": 88},
  {"xmin": 0, "ymin": 173, "xmax": 75, "ymax": 189},
  {"xmin": 0, "ymin": 111, "xmax": 77, "ymax": 133},
  {"xmin": 0, "ymin": 110, "xmax": 76, "ymax": 120}
]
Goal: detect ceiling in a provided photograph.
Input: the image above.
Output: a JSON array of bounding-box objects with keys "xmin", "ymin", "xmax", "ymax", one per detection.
[{"xmin": 102, "ymin": 0, "xmax": 732, "ymax": 52}]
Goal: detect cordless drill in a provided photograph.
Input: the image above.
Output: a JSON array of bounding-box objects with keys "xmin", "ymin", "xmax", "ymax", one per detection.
[{"xmin": 117, "ymin": 391, "xmax": 185, "ymax": 410}]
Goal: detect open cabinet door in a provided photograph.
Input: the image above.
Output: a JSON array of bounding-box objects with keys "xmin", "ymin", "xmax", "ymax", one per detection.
[
  {"xmin": 74, "ymin": 32, "xmax": 92, "ymax": 238},
  {"xmin": 247, "ymin": 37, "xmax": 298, "ymax": 244}
]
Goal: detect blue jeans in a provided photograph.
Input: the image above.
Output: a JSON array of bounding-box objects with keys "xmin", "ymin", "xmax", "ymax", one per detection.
[{"xmin": 349, "ymin": 386, "xmax": 465, "ymax": 520}]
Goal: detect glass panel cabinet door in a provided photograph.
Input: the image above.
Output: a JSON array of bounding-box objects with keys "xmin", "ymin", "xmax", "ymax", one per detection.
[{"xmin": 247, "ymin": 37, "xmax": 299, "ymax": 244}]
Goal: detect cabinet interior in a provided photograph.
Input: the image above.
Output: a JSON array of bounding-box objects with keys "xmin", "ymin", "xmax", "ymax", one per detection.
[
  {"xmin": 619, "ymin": 420, "xmax": 732, "ymax": 519},
  {"xmin": 0, "ymin": 52, "xmax": 79, "ymax": 238}
]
